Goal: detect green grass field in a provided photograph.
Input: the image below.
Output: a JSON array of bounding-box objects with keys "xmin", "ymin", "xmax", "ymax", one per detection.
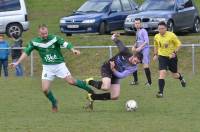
[
  {"xmin": 0, "ymin": 75, "xmax": 200, "ymax": 132},
  {"xmin": 1, "ymin": 0, "xmax": 200, "ymax": 131}
]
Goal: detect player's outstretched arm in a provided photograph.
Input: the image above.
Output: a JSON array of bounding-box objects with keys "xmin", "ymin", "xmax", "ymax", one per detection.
[
  {"xmin": 71, "ymin": 48, "xmax": 80, "ymax": 55},
  {"xmin": 111, "ymin": 33, "xmax": 128, "ymax": 53},
  {"xmin": 9, "ymin": 52, "xmax": 28, "ymax": 68}
]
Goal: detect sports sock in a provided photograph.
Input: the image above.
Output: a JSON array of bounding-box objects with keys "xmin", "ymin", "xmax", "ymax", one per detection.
[
  {"xmin": 178, "ymin": 73, "xmax": 183, "ymax": 80},
  {"xmin": 88, "ymin": 80, "xmax": 102, "ymax": 89},
  {"xmin": 75, "ymin": 80, "xmax": 94, "ymax": 93},
  {"xmin": 158, "ymin": 79, "xmax": 165, "ymax": 94},
  {"xmin": 91, "ymin": 93, "xmax": 111, "ymax": 100},
  {"xmin": 133, "ymin": 71, "xmax": 138, "ymax": 82},
  {"xmin": 44, "ymin": 90, "xmax": 57, "ymax": 106},
  {"xmin": 144, "ymin": 68, "xmax": 152, "ymax": 84}
]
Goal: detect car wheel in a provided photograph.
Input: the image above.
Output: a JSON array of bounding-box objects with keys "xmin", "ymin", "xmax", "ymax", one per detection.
[
  {"xmin": 99, "ymin": 22, "xmax": 110, "ymax": 35},
  {"xmin": 66, "ymin": 33, "xmax": 72, "ymax": 36},
  {"xmin": 167, "ymin": 20, "xmax": 174, "ymax": 32},
  {"xmin": 6, "ymin": 23, "xmax": 22, "ymax": 37},
  {"xmin": 193, "ymin": 18, "xmax": 200, "ymax": 33}
]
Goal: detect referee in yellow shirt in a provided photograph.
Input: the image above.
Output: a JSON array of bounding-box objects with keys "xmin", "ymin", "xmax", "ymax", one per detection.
[{"xmin": 153, "ymin": 21, "xmax": 186, "ymax": 98}]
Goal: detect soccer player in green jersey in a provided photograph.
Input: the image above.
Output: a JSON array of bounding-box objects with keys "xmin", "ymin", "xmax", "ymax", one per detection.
[{"xmin": 10, "ymin": 24, "xmax": 94, "ymax": 112}]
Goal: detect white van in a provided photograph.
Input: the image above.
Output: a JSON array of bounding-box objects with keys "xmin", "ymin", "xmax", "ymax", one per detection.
[{"xmin": 0, "ymin": 0, "xmax": 29, "ymax": 37}]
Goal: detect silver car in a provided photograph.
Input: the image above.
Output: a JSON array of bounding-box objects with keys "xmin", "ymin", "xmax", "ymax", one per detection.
[
  {"xmin": 124, "ymin": 0, "xmax": 200, "ymax": 33},
  {"xmin": 0, "ymin": 0, "xmax": 29, "ymax": 37}
]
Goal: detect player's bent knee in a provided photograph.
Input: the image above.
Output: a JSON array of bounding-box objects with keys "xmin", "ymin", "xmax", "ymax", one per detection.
[
  {"xmin": 101, "ymin": 83, "xmax": 111, "ymax": 90},
  {"xmin": 101, "ymin": 85, "xmax": 110, "ymax": 90},
  {"xmin": 143, "ymin": 64, "xmax": 149, "ymax": 68}
]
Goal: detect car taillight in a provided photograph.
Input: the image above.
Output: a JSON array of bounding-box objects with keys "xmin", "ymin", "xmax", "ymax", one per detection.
[{"xmin": 25, "ymin": 15, "xmax": 28, "ymax": 21}]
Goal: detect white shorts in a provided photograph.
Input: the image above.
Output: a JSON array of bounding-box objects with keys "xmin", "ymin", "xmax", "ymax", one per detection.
[{"xmin": 42, "ymin": 63, "xmax": 71, "ymax": 81}]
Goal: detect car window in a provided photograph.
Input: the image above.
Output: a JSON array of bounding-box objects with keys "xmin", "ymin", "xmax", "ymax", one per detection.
[
  {"xmin": 177, "ymin": 0, "xmax": 193, "ymax": 8},
  {"xmin": 77, "ymin": 1, "xmax": 110, "ymax": 13},
  {"xmin": 183, "ymin": 0, "xmax": 193, "ymax": 8},
  {"xmin": 129, "ymin": 0, "xmax": 137, "ymax": 6},
  {"xmin": 111, "ymin": 0, "xmax": 122, "ymax": 12},
  {"xmin": 121, "ymin": 0, "xmax": 132, "ymax": 11},
  {"xmin": 0, "ymin": 0, "xmax": 21, "ymax": 12},
  {"xmin": 139, "ymin": 0, "xmax": 175, "ymax": 11}
]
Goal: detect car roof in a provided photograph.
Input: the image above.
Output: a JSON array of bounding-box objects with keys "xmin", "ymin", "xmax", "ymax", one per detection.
[{"xmin": 88, "ymin": 0, "xmax": 113, "ymax": 2}]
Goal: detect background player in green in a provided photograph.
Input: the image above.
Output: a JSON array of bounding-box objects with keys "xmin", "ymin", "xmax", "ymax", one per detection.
[{"xmin": 10, "ymin": 24, "xmax": 94, "ymax": 112}]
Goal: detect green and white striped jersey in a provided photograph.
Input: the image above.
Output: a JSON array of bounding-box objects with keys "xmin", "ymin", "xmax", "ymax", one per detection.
[{"xmin": 24, "ymin": 34, "xmax": 73, "ymax": 65}]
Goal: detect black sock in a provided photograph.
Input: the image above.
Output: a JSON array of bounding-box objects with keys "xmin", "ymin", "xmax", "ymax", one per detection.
[
  {"xmin": 144, "ymin": 68, "xmax": 152, "ymax": 84},
  {"xmin": 133, "ymin": 71, "xmax": 138, "ymax": 82},
  {"xmin": 91, "ymin": 93, "xmax": 111, "ymax": 100},
  {"xmin": 89, "ymin": 80, "xmax": 102, "ymax": 89},
  {"xmin": 158, "ymin": 79, "xmax": 165, "ymax": 94},
  {"xmin": 178, "ymin": 73, "xmax": 183, "ymax": 80}
]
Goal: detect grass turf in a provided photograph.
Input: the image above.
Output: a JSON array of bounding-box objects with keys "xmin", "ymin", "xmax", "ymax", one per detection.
[
  {"xmin": 0, "ymin": 75, "xmax": 200, "ymax": 132},
  {"xmin": 1, "ymin": 0, "xmax": 200, "ymax": 131}
]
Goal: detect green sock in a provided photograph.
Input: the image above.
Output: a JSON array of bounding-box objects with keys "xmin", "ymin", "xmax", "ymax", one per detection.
[
  {"xmin": 75, "ymin": 80, "xmax": 94, "ymax": 93},
  {"xmin": 45, "ymin": 90, "xmax": 57, "ymax": 106}
]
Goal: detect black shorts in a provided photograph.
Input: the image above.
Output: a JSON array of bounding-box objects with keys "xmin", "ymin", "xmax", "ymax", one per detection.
[
  {"xmin": 101, "ymin": 63, "xmax": 120, "ymax": 84},
  {"xmin": 158, "ymin": 55, "xmax": 178, "ymax": 73}
]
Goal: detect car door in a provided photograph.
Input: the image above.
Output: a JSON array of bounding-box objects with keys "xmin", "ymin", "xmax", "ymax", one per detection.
[
  {"xmin": 0, "ymin": 1, "xmax": 5, "ymax": 32},
  {"xmin": 175, "ymin": 0, "xmax": 195, "ymax": 29},
  {"xmin": 182, "ymin": 0, "xmax": 196, "ymax": 27},
  {"xmin": 107, "ymin": 0, "xmax": 123, "ymax": 31},
  {"xmin": 119, "ymin": 0, "xmax": 137, "ymax": 29}
]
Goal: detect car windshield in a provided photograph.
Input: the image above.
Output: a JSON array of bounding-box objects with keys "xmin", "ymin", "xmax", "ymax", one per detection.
[
  {"xmin": 139, "ymin": 0, "xmax": 175, "ymax": 11},
  {"xmin": 77, "ymin": 1, "xmax": 110, "ymax": 13}
]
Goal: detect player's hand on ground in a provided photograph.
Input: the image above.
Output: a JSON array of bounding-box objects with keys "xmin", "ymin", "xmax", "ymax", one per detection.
[
  {"xmin": 153, "ymin": 55, "xmax": 158, "ymax": 61},
  {"xmin": 72, "ymin": 49, "xmax": 80, "ymax": 55},
  {"xmin": 110, "ymin": 61, "xmax": 115, "ymax": 70},
  {"xmin": 9, "ymin": 62, "xmax": 18, "ymax": 68}
]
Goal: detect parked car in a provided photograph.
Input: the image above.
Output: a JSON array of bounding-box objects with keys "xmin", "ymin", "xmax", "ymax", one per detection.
[
  {"xmin": 60, "ymin": 0, "xmax": 138, "ymax": 36},
  {"xmin": 0, "ymin": 0, "xmax": 29, "ymax": 37},
  {"xmin": 124, "ymin": 0, "xmax": 200, "ymax": 34}
]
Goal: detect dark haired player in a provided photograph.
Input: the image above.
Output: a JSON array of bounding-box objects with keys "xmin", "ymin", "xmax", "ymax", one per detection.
[
  {"xmin": 131, "ymin": 18, "xmax": 152, "ymax": 86},
  {"xmin": 153, "ymin": 21, "xmax": 186, "ymax": 98},
  {"xmin": 85, "ymin": 34, "xmax": 143, "ymax": 110}
]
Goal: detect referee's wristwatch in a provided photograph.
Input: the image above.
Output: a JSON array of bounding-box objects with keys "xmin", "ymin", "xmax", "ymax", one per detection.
[{"xmin": 173, "ymin": 51, "xmax": 177, "ymax": 54}]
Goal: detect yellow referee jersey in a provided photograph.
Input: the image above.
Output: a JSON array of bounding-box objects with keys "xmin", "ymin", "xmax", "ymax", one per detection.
[{"xmin": 154, "ymin": 31, "xmax": 181, "ymax": 57}]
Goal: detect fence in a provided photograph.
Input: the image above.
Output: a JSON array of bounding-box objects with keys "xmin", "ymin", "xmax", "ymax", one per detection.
[{"xmin": 1, "ymin": 44, "xmax": 199, "ymax": 76}]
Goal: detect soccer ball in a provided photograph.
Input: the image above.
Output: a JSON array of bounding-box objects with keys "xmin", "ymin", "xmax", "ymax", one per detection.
[{"xmin": 125, "ymin": 100, "xmax": 138, "ymax": 111}]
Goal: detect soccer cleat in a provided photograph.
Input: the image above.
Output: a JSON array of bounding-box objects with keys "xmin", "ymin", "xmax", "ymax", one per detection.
[
  {"xmin": 85, "ymin": 77, "xmax": 94, "ymax": 85},
  {"xmin": 156, "ymin": 92, "xmax": 163, "ymax": 98},
  {"xmin": 145, "ymin": 82, "xmax": 152, "ymax": 87},
  {"xmin": 52, "ymin": 100, "xmax": 58, "ymax": 113},
  {"xmin": 84, "ymin": 93, "xmax": 94, "ymax": 110},
  {"xmin": 180, "ymin": 78, "xmax": 186, "ymax": 87},
  {"xmin": 130, "ymin": 81, "xmax": 139, "ymax": 85}
]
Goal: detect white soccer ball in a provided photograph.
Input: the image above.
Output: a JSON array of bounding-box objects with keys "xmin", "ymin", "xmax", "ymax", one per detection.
[{"xmin": 125, "ymin": 100, "xmax": 138, "ymax": 112}]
